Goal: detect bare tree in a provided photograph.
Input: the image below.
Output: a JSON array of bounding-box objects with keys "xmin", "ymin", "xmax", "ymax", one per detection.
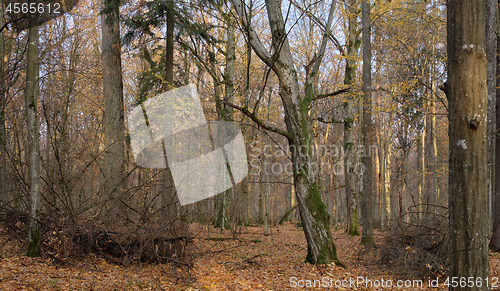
[{"xmin": 229, "ymin": 0, "xmax": 344, "ymax": 265}]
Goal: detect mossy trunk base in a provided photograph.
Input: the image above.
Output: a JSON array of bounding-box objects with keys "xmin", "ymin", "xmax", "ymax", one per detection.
[{"xmin": 302, "ymin": 182, "xmax": 345, "ymax": 267}]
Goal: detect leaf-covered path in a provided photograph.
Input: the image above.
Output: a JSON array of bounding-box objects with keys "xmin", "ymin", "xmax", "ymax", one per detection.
[{"xmin": 1, "ymin": 223, "xmax": 499, "ymax": 290}]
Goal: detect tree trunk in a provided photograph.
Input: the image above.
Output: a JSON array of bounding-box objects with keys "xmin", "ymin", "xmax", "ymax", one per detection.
[
  {"xmin": 258, "ymin": 153, "xmax": 264, "ymax": 225},
  {"xmin": 343, "ymin": 0, "xmax": 361, "ymax": 236},
  {"xmin": 100, "ymin": 0, "xmax": 125, "ymax": 218},
  {"xmin": 214, "ymin": 12, "xmax": 236, "ymax": 230},
  {"xmin": 240, "ymin": 125, "xmax": 255, "ymax": 225},
  {"xmin": 239, "ymin": 21, "xmax": 255, "ymax": 225},
  {"xmin": 417, "ymin": 103, "xmax": 426, "ymax": 221},
  {"xmin": 26, "ymin": 11, "xmax": 41, "ymax": 257},
  {"xmin": 447, "ymin": 0, "xmax": 489, "ymax": 287},
  {"xmin": 401, "ymin": 146, "xmax": 409, "ymax": 221},
  {"xmin": 384, "ymin": 121, "xmax": 392, "ymax": 224},
  {"xmin": 380, "ymin": 111, "xmax": 392, "ymax": 227},
  {"xmin": 426, "ymin": 81, "xmax": 439, "ymax": 210},
  {"xmin": 360, "ymin": 0, "xmax": 374, "ymax": 246},
  {"xmin": 232, "ymin": 0, "xmax": 343, "ymax": 265},
  {"xmin": 263, "ymin": 161, "xmax": 269, "ymax": 236},
  {"xmin": 0, "ymin": 0, "xmax": 6, "ymax": 206},
  {"xmin": 489, "ymin": 0, "xmax": 500, "ymax": 252},
  {"xmin": 161, "ymin": 0, "xmax": 177, "ymax": 221},
  {"xmin": 165, "ymin": 0, "xmax": 174, "ymax": 89},
  {"xmin": 486, "ymin": 0, "xmax": 497, "ymax": 224},
  {"xmin": 373, "ymin": 124, "xmax": 381, "ymax": 228}
]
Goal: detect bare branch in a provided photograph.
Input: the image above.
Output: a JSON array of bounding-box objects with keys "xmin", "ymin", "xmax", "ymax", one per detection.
[
  {"xmin": 312, "ymin": 87, "xmax": 351, "ymax": 100},
  {"xmin": 317, "ymin": 117, "xmax": 343, "ymax": 124},
  {"xmin": 231, "ymin": 0, "xmax": 275, "ymax": 69},
  {"xmin": 290, "ymin": 0, "xmax": 346, "ymax": 57},
  {"xmin": 222, "ymin": 101, "xmax": 292, "ymax": 139},
  {"xmin": 0, "ymin": 16, "xmax": 26, "ymax": 33},
  {"xmin": 309, "ymin": 0, "xmax": 337, "ymax": 79}
]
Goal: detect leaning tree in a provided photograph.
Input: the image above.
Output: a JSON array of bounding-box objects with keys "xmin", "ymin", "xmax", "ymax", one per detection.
[{"xmin": 228, "ymin": 0, "xmax": 345, "ymax": 265}]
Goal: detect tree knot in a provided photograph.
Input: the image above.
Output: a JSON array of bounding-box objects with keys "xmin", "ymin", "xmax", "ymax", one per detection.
[{"xmin": 469, "ymin": 117, "xmax": 480, "ymax": 130}]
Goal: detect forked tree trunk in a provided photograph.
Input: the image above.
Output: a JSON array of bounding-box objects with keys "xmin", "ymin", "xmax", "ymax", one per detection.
[
  {"xmin": 447, "ymin": 0, "xmax": 489, "ymax": 287},
  {"xmin": 232, "ymin": 0, "xmax": 343, "ymax": 265},
  {"xmin": 100, "ymin": 0, "xmax": 125, "ymax": 217},
  {"xmin": 26, "ymin": 11, "xmax": 41, "ymax": 257}
]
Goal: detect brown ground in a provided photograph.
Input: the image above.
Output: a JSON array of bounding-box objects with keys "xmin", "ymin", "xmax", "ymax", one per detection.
[{"xmin": 0, "ymin": 223, "xmax": 499, "ymax": 290}]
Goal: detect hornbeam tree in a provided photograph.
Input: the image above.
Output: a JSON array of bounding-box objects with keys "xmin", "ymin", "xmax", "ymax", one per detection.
[
  {"xmin": 229, "ymin": 0, "xmax": 344, "ymax": 265},
  {"xmin": 25, "ymin": 8, "xmax": 41, "ymax": 257},
  {"xmin": 447, "ymin": 0, "xmax": 489, "ymax": 288}
]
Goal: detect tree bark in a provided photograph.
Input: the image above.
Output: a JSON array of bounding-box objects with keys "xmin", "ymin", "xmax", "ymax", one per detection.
[
  {"xmin": 380, "ymin": 110, "xmax": 391, "ymax": 227},
  {"xmin": 486, "ymin": 0, "xmax": 497, "ymax": 224},
  {"xmin": 426, "ymin": 82, "xmax": 439, "ymax": 210},
  {"xmin": 343, "ymin": 0, "xmax": 361, "ymax": 236},
  {"xmin": 383, "ymin": 115, "xmax": 392, "ymax": 224},
  {"xmin": 361, "ymin": 0, "xmax": 374, "ymax": 246},
  {"xmin": 373, "ymin": 123, "xmax": 381, "ymax": 228},
  {"xmin": 447, "ymin": 0, "xmax": 490, "ymax": 287},
  {"xmin": 214, "ymin": 11, "xmax": 236, "ymax": 230},
  {"xmin": 489, "ymin": 0, "xmax": 500, "ymax": 252},
  {"xmin": 263, "ymin": 158, "xmax": 269, "ymax": 236},
  {"xmin": 100, "ymin": 0, "xmax": 126, "ymax": 219},
  {"xmin": 161, "ymin": 0, "xmax": 178, "ymax": 221},
  {"xmin": 0, "ymin": 0, "xmax": 6, "ymax": 206},
  {"xmin": 26, "ymin": 11, "xmax": 41, "ymax": 257},
  {"xmin": 417, "ymin": 102, "xmax": 426, "ymax": 221}
]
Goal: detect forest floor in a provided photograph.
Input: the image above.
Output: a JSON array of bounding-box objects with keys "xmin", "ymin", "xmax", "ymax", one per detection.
[{"xmin": 0, "ymin": 222, "xmax": 500, "ymax": 290}]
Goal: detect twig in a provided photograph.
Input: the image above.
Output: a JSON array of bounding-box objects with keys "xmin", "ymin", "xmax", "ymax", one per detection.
[
  {"xmin": 313, "ymin": 87, "xmax": 351, "ymax": 101},
  {"xmin": 222, "ymin": 101, "xmax": 292, "ymax": 139}
]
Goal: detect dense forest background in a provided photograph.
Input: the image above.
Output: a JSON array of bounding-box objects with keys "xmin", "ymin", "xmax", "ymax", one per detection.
[{"xmin": 0, "ymin": 0, "xmax": 496, "ymax": 289}]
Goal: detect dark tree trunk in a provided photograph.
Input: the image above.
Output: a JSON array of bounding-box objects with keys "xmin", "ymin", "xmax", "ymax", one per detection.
[
  {"xmin": 0, "ymin": 0, "xmax": 6, "ymax": 206},
  {"xmin": 486, "ymin": 0, "xmax": 497, "ymax": 230},
  {"xmin": 361, "ymin": 0, "xmax": 374, "ymax": 246},
  {"xmin": 489, "ymin": 0, "xmax": 500, "ymax": 252},
  {"xmin": 162, "ymin": 0, "xmax": 179, "ymax": 221},
  {"xmin": 448, "ymin": 0, "xmax": 490, "ymax": 287}
]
